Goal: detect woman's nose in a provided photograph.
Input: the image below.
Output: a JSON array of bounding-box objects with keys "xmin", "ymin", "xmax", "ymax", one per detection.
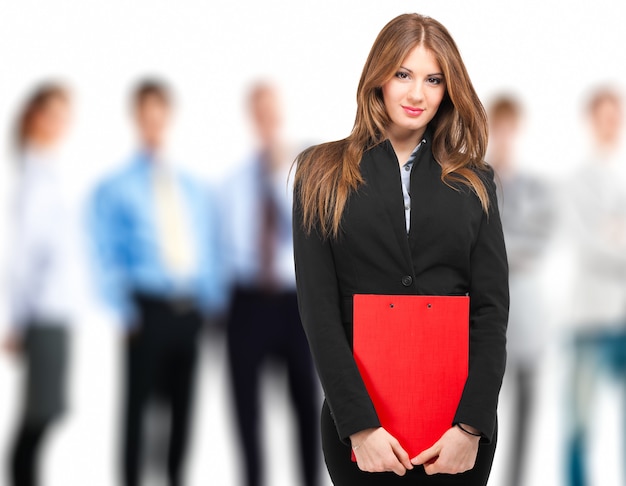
[{"xmin": 408, "ymin": 82, "xmax": 424, "ymax": 103}]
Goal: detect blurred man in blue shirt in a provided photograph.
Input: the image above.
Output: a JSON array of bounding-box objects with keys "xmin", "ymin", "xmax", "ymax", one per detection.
[
  {"xmin": 221, "ymin": 82, "xmax": 320, "ymax": 486},
  {"xmin": 88, "ymin": 79, "xmax": 225, "ymax": 486}
]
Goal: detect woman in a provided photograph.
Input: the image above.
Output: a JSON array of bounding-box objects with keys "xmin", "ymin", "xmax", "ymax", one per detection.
[
  {"xmin": 293, "ymin": 14, "xmax": 508, "ymax": 486},
  {"xmin": 3, "ymin": 83, "xmax": 74, "ymax": 486}
]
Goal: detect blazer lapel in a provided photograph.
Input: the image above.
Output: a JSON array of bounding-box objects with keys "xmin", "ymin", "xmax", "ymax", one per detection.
[{"xmin": 365, "ymin": 141, "xmax": 413, "ymax": 269}]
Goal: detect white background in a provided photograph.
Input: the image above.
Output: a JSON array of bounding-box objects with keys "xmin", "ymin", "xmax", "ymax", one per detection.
[{"xmin": 1, "ymin": 1, "xmax": 626, "ymax": 485}]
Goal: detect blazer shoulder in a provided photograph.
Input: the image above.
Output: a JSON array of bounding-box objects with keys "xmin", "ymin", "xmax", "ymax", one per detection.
[
  {"xmin": 479, "ymin": 163, "xmax": 496, "ymax": 181},
  {"xmin": 292, "ymin": 143, "xmax": 323, "ymax": 184},
  {"xmin": 471, "ymin": 163, "xmax": 498, "ymax": 193},
  {"xmin": 474, "ymin": 163, "xmax": 498, "ymax": 197}
]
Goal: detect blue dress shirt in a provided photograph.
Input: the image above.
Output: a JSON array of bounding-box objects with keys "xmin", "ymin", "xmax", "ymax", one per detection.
[
  {"xmin": 87, "ymin": 152, "xmax": 226, "ymax": 326},
  {"xmin": 220, "ymin": 153, "xmax": 295, "ymax": 291}
]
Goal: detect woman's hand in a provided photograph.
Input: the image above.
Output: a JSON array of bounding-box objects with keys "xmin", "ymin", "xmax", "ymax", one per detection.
[
  {"xmin": 350, "ymin": 427, "xmax": 413, "ymax": 476},
  {"xmin": 2, "ymin": 332, "xmax": 22, "ymax": 356},
  {"xmin": 411, "ymin": 424, "xmax": 480, "ymax": 475}
]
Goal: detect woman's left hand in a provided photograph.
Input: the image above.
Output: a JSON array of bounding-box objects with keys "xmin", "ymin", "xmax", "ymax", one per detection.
[{"xmin": 410, "ymin": 425, "xmax": 480, "ymax": 475}]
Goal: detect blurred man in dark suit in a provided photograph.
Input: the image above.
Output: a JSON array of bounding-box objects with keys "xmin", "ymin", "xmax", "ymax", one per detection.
[{"xmin": 220, "ymin": 82, "xmax": 320, "ymax": 486}]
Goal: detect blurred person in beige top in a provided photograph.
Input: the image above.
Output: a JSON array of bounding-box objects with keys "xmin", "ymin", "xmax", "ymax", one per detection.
[{"xmin": 562, "ymin": 86, "xmax": 626, "ymax": 486}]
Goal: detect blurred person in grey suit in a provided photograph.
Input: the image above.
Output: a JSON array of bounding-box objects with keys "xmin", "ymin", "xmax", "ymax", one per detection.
[
  {"xmin": 220, "ymin": 82, "xmax": 320, "ymax": 486},
  {"xmin": 3, "ymin": 83, "xmax": 75, "ymax": 486},
  {"xmin": 562, "ymin": 86, "xmax": 626, "ymax": 486},
  {"xmin": 487, "ymin": 95, "xmax": 555, "ymax": 486}
]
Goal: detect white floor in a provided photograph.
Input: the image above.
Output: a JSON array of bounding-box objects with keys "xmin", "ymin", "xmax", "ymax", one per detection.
[
  {"xmin": 1, "ymin": 310, "xmax": 332, "ymax": 486},
  {"xmin": 1, "ymin": 311, "xmax": 623, "ymax": 486},
  {"xmin": 490, "ymin": 345, "xmax": 625, "ymax": 486}
]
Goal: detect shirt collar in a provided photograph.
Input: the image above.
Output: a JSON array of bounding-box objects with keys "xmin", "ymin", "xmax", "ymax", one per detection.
[
  {"xmin": 133, "ymin": 148, "xmax": 175, "ymax": 174},
  {"xmin": 404, "ymin": 137, "xmax": 428, "ymax": 169}
]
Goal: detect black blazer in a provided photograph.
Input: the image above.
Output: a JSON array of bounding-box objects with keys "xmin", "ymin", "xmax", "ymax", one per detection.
[{"xmin": 293, "ymin": 134, "xmax": 508, "ymax": 445}]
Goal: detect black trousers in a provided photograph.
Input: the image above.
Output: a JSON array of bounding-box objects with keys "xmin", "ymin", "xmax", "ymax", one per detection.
[
  {"xmin": 9, "ymin": 421, "xmax": 50, "ymax": 486},
  {"xmin": 122, "ymin": 294, "xmax": 202, "ymax": 486},
  {"xmin": 227, "ymin": 288, "xmax": 320, "ymax": 486},
  {"xmin": 321, "ymin": 401, "xmax": 497, "ymax": 486},
  {"xmin": 9, "ymin": 325, "xmax": 69, "ymax": 486}
]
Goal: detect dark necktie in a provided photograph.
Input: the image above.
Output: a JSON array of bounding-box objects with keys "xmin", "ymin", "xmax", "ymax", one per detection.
[{"xmin": 258, "ymin": 153, "xmax": 279, "ymax": 291}]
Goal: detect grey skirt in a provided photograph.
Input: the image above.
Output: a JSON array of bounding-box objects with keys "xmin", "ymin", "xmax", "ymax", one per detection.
[{"xmin": 20, "ymin": 324, "xmax": 70, "ymax": 424}]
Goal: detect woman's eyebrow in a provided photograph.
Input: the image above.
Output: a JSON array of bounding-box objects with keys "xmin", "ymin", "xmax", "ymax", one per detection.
[{"xmin": 399, "ymin": 66, "xmax": 444, "ymax": 77}]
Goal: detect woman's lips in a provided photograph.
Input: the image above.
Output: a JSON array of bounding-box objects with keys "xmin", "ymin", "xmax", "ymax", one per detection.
[{"xmin": 402, "ymin": 106, "xmax": 424, "ymax": 117}]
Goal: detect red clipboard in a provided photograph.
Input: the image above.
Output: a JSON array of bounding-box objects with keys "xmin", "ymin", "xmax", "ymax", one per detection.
[{"xmin": 352, "ymin": 294, "xmax": 469, "ymax": 461}]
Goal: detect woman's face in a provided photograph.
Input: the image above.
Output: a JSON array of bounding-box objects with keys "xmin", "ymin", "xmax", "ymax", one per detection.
[
  {"xmin": 382, "ymin": 44, "xmax": 446, "ymax": 142},
  {"xmin": 31, "ymin": 96, "xmax": 71, "ymax": 146}
]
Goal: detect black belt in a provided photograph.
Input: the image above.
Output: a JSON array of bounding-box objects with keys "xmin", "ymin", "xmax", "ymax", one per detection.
[{"xmin": 132, "ymin": 292, "xmax": 199, "ymax": 316}]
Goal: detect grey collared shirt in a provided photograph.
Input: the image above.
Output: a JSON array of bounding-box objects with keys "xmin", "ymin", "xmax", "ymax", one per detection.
[{"xmin": 400, "ymin": 140, "xmax": 425, "ymax": 233}]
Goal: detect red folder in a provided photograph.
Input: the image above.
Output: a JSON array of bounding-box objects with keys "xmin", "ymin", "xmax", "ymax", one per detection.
[{"xmin": 352, "ymin": 294, "xmax": 469, "ymax": 461}]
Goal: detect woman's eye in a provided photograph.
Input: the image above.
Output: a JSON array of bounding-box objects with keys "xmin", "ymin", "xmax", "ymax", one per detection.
[
  {"xmin": 427, "ymin": 77, "xmax": 443, "ymax": 85},
  {"xmin": 395, "ymin": 71, "xmax": 410, "ymax": 80}
]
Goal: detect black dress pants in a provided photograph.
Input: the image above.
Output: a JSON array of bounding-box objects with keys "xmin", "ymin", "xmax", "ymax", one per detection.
[
  {"xmin": 123, "ymin": 294, "xmax": 202, "ymax": 486},
  {"xmin": 227, "ymin": 288, "xmax": 320, "ymax": 486}
]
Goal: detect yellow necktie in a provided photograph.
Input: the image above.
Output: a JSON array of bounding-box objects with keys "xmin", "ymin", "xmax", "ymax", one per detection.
[{"xmin": 152, "ymin": 167, "xmax": 196, "ymax": 278}]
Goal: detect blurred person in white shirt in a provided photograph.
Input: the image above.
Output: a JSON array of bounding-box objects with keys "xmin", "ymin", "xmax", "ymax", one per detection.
[
  {"xmin": 3, "ymin": 82, "xmax": 75, "ymax": 486},
  {"xmin": 220, "ymin": 82, "xmax": 320, "ymax": 486},
  {"xmin": 562, "ymin": 86, "xmax": 626, "ymax": 486}
]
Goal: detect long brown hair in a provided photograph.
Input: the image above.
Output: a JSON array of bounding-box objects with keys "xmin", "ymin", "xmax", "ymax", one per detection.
[
  {"xmin": 294, "ymin": 13, "xmax": 490, "ymax": 238},
  {"xmin": 14, "ymin": 82, "xmax": 69, "ymax": 153}
]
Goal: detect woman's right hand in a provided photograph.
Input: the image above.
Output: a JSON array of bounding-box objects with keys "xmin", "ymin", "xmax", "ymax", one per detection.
[
  {"xmin": 2, "ymin": 332, "xmax": 21, "ymax": 356},
  {"xmin": 350, "ymin": 427, "xmax": 413, "ymax": 476}
]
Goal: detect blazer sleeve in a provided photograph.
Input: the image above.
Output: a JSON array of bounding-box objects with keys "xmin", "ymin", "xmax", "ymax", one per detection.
[
  {"xmin": 453, "ymin": 169, "xmax": 509, "ymax": 443},
  {"xmin": 293, "ymin": 194, "xmax": 380, "ymax": 443}
]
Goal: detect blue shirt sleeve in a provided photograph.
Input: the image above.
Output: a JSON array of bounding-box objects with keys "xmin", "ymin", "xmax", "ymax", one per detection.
[
  {"xmin": 195, "ymin": 183, "xmax": 229, "ymax": 316},
  {"xmin": 85, "ymin": 180, "xmax": 137, "ymax": 327}
]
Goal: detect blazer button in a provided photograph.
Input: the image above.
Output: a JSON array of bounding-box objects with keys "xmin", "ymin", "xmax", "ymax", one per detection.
[{"xmin": 401, "ymin": 275, "xmax": 413, "ymax": 287}]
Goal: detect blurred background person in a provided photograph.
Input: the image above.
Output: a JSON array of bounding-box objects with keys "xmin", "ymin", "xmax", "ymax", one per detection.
[
  {"xmin": 3, "ymin": 83, "xmax": 74, "ymax": 486},
  {"xmin": 487, "ymin": 95, "xmax": 555, "ymax": 486},
  {"xmin": 87, "ymin": 79, "xmax": 225, "ymax": 486},
  {"xmin": 561, "ymin": 86, "xmax": 626, "ymax": 486},
  {"xmin": 220, "ymin": 82, "xmax": 320, "ymax": 486}
]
